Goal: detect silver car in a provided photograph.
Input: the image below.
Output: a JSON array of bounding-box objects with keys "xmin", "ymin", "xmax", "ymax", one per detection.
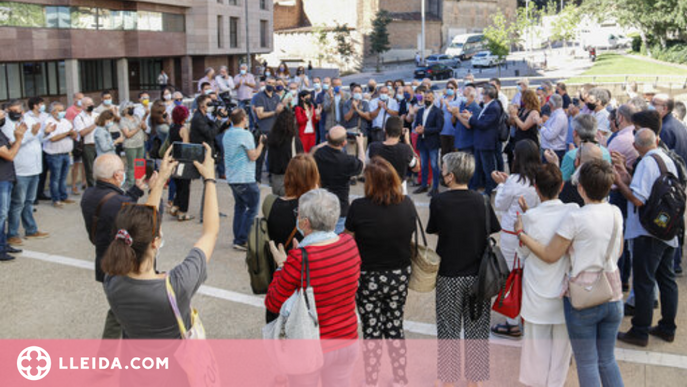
[{"xmin": 425, "ymin": 54, "xmax": 461, "ymax": 68}]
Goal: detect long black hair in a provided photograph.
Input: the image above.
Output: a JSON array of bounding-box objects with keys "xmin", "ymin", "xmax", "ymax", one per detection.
[
  {"xmin": 512, "ymin": 139, "xmax": 541, "ymax": 185},
  {"xmin": 297, "ymin": 90, "xmax": 312, "ymax": 110},
  {"xmin": 268, "ymin": 109, "xmax": 297, "ymax": 147}
]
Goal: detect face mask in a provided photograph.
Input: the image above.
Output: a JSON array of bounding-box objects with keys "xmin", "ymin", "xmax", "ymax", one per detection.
[
  {"xmin": 314, "ymin": 83, "xmax": 321, "ymax": 90},
  {"xmin": 586, "ymin": 102, "xmax": 597, "ymax": 111},
  {"xmin": 647, "ymin": 104, "xmax": 655, "ymax": 111},
  {"xmin": 296, "ymin": 218, "xmax": 305, "ymax": 236},
  {"xmin": 415, "ymin": 94, "xmax": 423, "ymax": 102},
  {"xmin": 304, "ymin": 98, "xmax": 311, "ymax": 104},
  {"xmin": 260, "ymin": 86, "xmax": 266, "ymax": 92},
  {"xmin": 265, "ymin": 85, "xmax": 274, "ymax": 93},
  {"xmin": 333, "ymin": 86, "xmax": 341, "ymax": 94},
  {"xmin": 204, "ymin": 89, "xmax": 213, "ymax": 95},
  {"xmin": 87, "ymin": 106, "xmax": 95, "ymax": 113},
  {"xmin": 265, "ymin": 71, "xmax": 271, "ymax": 77},
  {"xmin": 39, "ymin": 105, "xmax": 46, "ymax": 113},
  {"xmin": 240, "ymin": 69, "xmax": 247, "ymax": 75},
  {"xmin": 76, "ymin": 100, "xmax": 82, "ymax": 107},
  {"xmin": 368, "ymin": 85, "xmax": 375, "ymax": 93},
  {"xmin": 424, "ymin": 100, "xmax": 433, "ymax": 107},
  {"xmin": 279, "ymin": 66, "xmax": 285, "ymax": 71},
  {"xmin": 58, "ymin": 111, "xmax": 66, "ymax": 120},
  {"xmin": 404, "ymin": 92, "xmax": 411, "ymax": 100},
  {"xmin": 395, "ymin": 94, "xmax": 403, "ymax": 101},
  {"xmin": 207, "ymin": 106, "xmax": 215, "ymax": 114},
  {"xmin": 379, "ymin": 94, "xmax": 389, "ymax": 101},
  {"xmin": 103, "ymin": 99, "xmax": 112, "ymax": 106},
  {"xmin": 322, "ymin": 84, "xmax": 330, "ymax": 91},
  {"xmin": 353, "ymin": 93, "xmax": 362, "ymax": 101},
  {"xmin": 163, "ymin": 94, "xmax": 171, "ymax": 101},
  {"xmin": 120, "ymin": 172, "xmax": 127, "ymax": 188},
  {"xmin": 105, "ymin": 122, "xmax": 114, "ymax": 129},
  {"xmin": 0, "ymin": 118, "xmax": 5, "ymax": 127},
  {"xmin": 297, "ymin": 70, "xmax": 303, "ymax": 75},
  {"xmin": 142, "ymin": 99, "xmax": 150, "ymax": 107},
  {"xmin": 446, "ymin": 89, "xmax": 455, "ymax": 96},
  {"xmin": 174, "ymin": 100, "xmax": 182, "ymax": 107},
  {"xmin": 516, "ymin": 85, "xmax": 522, "ymax": 92},
  {"xmin": 276, "ymin": 85, "xmax": 284, "ymax": 92},
  {"xmin": 9, "ymin": 112, "xmax": 22, "ymax": 121}
]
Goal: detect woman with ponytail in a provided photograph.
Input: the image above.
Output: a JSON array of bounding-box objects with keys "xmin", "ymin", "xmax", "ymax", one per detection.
[{"xmin": 102, "ymin": 143, "xmax": 219, "ymax": 339}]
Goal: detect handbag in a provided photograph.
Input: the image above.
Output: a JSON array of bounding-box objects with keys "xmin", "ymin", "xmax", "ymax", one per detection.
[
  {"xmin": 409, "ymin": 206, "xmax": 441, "ymax": 292},
  {"xmin": 165, "ymin": 275, "xmax": 221, "ymax": 387},
  {"xmin": 262, "ymin": 248, "xmax": 324, "ymax": 375},
  {"xmin": 568, "ymin": 210, "xmax": 620, "ymax": 310},
  {"xmin": 491, "ymin": 253, "xmax": 523, "ymax": 318}
]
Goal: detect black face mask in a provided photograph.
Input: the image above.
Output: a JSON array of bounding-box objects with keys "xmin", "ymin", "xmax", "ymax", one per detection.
[
  {"xmin": 297, "ymin": 71, "xmax": 303, "ymax": 75},
  {"xmin": 304, "ymin": 98, "xmax": 311, "ymax": 104},
  {"xmin": 0, "ymin": 118, "xmax": 5, "ymax": 127},
  {"xmin": 86, "ymin": 106, "xmax": 95, "ymax": 113},
  {"xmin": 368, "ymin": 85, "xmax": 375, "ymax": 93},
  {"xmin": 127, "ymin": 108, "xmax": 135, "ymax": 116},
  {"xmin": 8, "ymin": 112, "xmax": 22, "ymax": 122},
  {"xmin": 586, "ymin": 102, "xmax": 597, "ymax": 111},
  {"xmin": 265, "ymin": 85, "xmax": 274, "ymax": 93},
  {"xmin": 424, "ymin": 100, "xmax": 433, "ymax": 107}
]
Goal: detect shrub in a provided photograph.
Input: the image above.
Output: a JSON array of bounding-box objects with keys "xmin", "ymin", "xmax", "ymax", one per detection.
[{"xmin": 632, "ymin": 36, "xmax": 642, "ymax": 52}]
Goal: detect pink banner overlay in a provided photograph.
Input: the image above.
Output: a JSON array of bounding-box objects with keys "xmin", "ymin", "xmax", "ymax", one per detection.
[{"xmin": 2, "ymin": 339, "xmax": 565, "ymax": 386}]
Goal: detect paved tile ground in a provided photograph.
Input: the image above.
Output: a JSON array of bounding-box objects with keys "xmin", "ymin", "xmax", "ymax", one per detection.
[{"xmin": 1, "ymin": 180, "xmax": 685, "ymax": 386}]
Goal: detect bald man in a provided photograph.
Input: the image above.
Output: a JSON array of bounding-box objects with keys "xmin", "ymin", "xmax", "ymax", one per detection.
[
  {"xmin": 616, "ymin": 127, "xmax": 680, "ymax": 347},
  {"xmin": 558, "ymin": 142, "xmax": 604, "ymax": 206},
  {"xmin": 312, "ymin": 125, "xmax": 365, "ymax": 233},
  {"xmin": 81, "ymin": 154, "xmax": 149, "ymax": 338}
]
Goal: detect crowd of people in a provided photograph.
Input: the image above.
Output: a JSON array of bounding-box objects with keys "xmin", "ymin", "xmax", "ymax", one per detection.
[{"xmin": 2, "ymin": 61, "xmax": 687, "ymax": 387}]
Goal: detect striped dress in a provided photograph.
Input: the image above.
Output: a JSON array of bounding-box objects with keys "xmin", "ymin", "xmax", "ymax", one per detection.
[{"xmin": 265, "ymin": 234, "xmax": 361, "ymax": 343}]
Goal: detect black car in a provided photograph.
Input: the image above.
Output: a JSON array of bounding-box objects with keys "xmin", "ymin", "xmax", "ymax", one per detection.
[{"xmin": 414, "ymin": 64, "xmax": 453, "ymax": 80}]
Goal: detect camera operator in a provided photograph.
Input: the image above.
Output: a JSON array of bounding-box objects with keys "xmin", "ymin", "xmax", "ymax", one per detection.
[{"xmin": 190, "ymin": 95, "xmax": 219, "ymax": 158}]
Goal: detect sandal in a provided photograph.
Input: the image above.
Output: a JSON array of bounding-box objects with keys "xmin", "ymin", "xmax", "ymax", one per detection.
[
  {"xmin": 491, "ymin": 322, "xmax": 522, "ymax": 339},
  {"xmin": 169, "ymin": 206, "xmax": 179, "ymax": 216},
  {"xmin": 177, "ymin": 214, "xmax": 195, "ymax": 222}
]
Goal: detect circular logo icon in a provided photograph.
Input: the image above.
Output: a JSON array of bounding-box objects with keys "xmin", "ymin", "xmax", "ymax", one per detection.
[{"xmin": 17, "ymin": 346, "xmax": 51, "ymax": 381}]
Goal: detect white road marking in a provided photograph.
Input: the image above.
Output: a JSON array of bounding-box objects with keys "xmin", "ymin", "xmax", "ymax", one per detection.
[{"xmin": 19, "ymin": 249, "xmax": 687, "ymax": 370}]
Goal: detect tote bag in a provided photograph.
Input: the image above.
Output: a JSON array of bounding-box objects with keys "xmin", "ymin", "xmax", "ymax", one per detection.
[
  {"xmin": 409, "ymin": 206, "xmax": 441, "ymax": 292},
  {"xmin": 492, "ymin": 254, "xmax": 522, "ymax": 319}
]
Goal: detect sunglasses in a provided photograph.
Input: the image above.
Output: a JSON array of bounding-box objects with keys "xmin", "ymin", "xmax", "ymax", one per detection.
[{"xmin": 121, "ymin": 203, "xmax": 160, "ymax": 237}]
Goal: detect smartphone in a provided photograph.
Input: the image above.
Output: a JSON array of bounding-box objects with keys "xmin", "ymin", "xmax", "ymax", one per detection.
[
  {"xmin": 172, "ymin": 142, "xmax": 205, "ymax": 162},
  {"xmin": 134, "ymin": 159, "xmax": 146, "ymax": 180}
]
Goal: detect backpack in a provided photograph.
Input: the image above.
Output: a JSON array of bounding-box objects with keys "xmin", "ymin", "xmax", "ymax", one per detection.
[
  {"xmin": 246, "ymin": 194, "xmax": 279, "ymax": 294},
  {"xmin": 494, "ymin": 99, "xmax": 510, "ymax": 142},
  {"xmin": 639, "ymin": 153, "xmax": 687, "ymax": 241}
]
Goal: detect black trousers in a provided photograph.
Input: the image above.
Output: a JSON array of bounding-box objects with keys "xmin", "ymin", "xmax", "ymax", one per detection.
[
  {"xmin": 440, "ymin": 135, "xmax": 455, "ymax": 162},
  {"xmin": 172, "ymin": 178, "xmax": 191, "ymax": 213}
]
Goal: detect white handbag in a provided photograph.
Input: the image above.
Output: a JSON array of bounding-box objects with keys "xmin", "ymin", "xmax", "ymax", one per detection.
[{"xmin": 262, "ymin": 248, "xmax": 324, "ymax": 375}]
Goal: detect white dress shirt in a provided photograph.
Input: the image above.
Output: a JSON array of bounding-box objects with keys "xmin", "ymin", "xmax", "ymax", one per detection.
[
  {"xmin": 215, "ymin": 75, "xmax": 235, "ymax": 96},
  {"xmin": 73, "ymin": 111, "xmax": 96, "ymax": 145},
  {"xmin": 43, "ymin": 116, "xmax": 74, "ymax": 155},
  {"xmin": 369, "ymin": 98, "xmax": 399, "ymax": 129},
  {"xmin": 1, "ymin": 115, "xmax": 43, "ymax": 176},
  {"xmin": 540, "ymin": 108, "xmax": 568, "ymax": 151},
  {"xmin": 518, "ymin": 199, "xmax": 579, "ymax": 324}
]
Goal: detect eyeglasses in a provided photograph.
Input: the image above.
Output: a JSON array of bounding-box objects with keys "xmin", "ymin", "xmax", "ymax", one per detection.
[{"xmin": 121, "ymin": 202, "xmax": 160, "ymax": 238}]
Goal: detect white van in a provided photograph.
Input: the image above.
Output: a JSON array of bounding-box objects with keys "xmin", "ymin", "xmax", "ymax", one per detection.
[{"xmin": 445, "ymin": 34, "xmax": 485, "ymax": 60}]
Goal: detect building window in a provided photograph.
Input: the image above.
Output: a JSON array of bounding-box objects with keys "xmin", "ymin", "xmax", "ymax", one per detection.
[
  {"xmin": 162, "ymin": 13, "xmax": 184, "ymax": 33},
  {"xmin": 229, "ymin": 0, "xmax": 238, "ymax": 5},
  {"xmin": 260, "ymin": 20, "xmax": 268, "ymax": 48},
  {"xmin": 0, "ymin": 60, "xmax": 66, "ymax": 100},
  {"xmin": 217, "ymin": 0, "xmax": 223, "ymax": 3},
  {"xmin": 0, "ymin": 1, "xmax": 45, "ymax": 27},
  {"xmin": 138, "ymin": 11, "xmax": 162, "ymax": 31},
  {"xmin": 80, "ymin": 59, "xmax": 117, "ymax": 93},
  {"xmin": 217, "ymin": 15, "xmax": 223, "ymax": 48},
  {"xmin": 98, "ymin": 9, "xmax": 124, "ymax": 30},
  {"xmin": 260, "ymin": 0, "xmax": 267, "ymax": 10},
  {"xmin": 45, "ymin": 6, "xmax": 70, "ymax": 28},
  {"xmin": 70, "ymin": 7, "xmax": 97, "ymax": 29},
  {"xmin": 230, "ymin": 17, "xmax": 238, "ymax": 48},
  {"xmin": 130, "ymin": 59, "xmax": 163, "ymax": 89}
]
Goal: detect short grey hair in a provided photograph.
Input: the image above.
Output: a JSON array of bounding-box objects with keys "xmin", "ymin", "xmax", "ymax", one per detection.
[
  {"xmin": 219, "ymin": 65, "xmax": 228, "ymax": 72},
  {"xmin": 204, "ymin": 67, "xmax": 214, "ymax": 76},
  {"xmin": 482, "ymin": 85, "xmax": 498, "ymax": 100},
  {"xmin": 635, "ymin": 128, "xmax": 657, "ymax": 148},
  {"xmin": 628, "ymin": 96, "xmax": 648, "ymax": 111},
  {"xmin": 240, "ymin": 63, "xmax": 248, "ymax": 69},
  {"xmin": 588, "ymin": 87, "xmax": 609, "ymax": 106},
  {"xmin": 549, "ymin": 94, "xmax": 563, "ymax": 109},
  {"xmin": 617, "ymin": 104, "xmax": 637, "ymax": 123},
  {"xmin": 298, "ymin": 189, "xmax": 340, "ymax": 232},
  {"xmin": 442, "ymin": 152, "xmax": 475, "ymax": 185},
  {"xmin": 93, "ymin": 154, "xmax": 124, "ymax": 181},
  {"xmin": 464, "ymin": 86, "xmax": 477, "ymax": 99},
  {"xmin": 119, "ymin": 100, "xmax": 135, "ymax": 112},
  {"xmin": 173, "ymin": 91, "xmax": 183, "ymax": 99},
  {"xmin": 572, "ymin": 114, "xmax": 598, "ymax": 142},
  {"xmin": 49, "ymin": 101, "xmax": 63, "ymax": 113}
]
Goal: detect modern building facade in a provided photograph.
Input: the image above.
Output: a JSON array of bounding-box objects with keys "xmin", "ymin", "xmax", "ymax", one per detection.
[{"xmin": 0, "ymin": 0, "xmax": 273, "ymax": 105}]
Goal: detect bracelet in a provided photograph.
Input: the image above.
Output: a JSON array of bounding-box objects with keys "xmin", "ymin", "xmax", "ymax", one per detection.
[{"xmin": 204, "ymin": 178, "xmax": 216, "ymax": 184}]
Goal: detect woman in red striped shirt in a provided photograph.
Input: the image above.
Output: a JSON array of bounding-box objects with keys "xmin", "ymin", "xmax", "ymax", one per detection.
[{"xmin": 266, "ymin": 188, "xmax": 361, "ymax": 387}]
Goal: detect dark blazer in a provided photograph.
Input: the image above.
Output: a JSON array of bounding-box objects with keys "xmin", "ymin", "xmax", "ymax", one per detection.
[
  {"xmin": 414, "ymin": 104, "xmax": 444, "ymax": 150},
  {"xmin": 190, "ymin": 110, "xmax": 219, "ymax": 155},
  {"xmin": 469, "ymin": 99, "xmax": 502, "ymax": 151},
  {"xmin": 660, "ymin": 114, "xmax": 687, "ymax": 164},
  {"xmin": 314, "ymin": 90, "xmax": 327, "ymax": 121},
  {"xmin": 81, "ymin": 181, "xmax": 144, "ymax": 282}
]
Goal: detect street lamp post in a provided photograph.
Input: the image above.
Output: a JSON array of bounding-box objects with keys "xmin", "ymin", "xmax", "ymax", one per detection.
[
  {"xmin": 244, "ymin": 0, "xmax": 251, "ymax": 70},
  {"xmin": 421, "ymin": 0, "xmax": 425, "ymax": 65}
]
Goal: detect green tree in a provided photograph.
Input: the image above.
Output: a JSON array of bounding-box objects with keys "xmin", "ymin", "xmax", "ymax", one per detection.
[
  {"xmin": 483, "ymin": 10, "xmax": 515, "ymax": 76},
  {"xmin": 550, "ymin": 4, "xmax": 581, "ymax": 49},
  {"xmin": 369, "ymin": 10, "xmax": 392, "ymax": 72},
  {"xmin": 334, "ymin": 24, "xmax": 353, "ymax": 67},
  {"xmin": 313, "ymin": 24, "xmax": 332, "ymax": 66}
]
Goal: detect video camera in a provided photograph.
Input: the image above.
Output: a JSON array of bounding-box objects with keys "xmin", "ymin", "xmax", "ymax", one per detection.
[{"xmin": 208, "ymin": 92, "xmax": 238, "ymax": 118}]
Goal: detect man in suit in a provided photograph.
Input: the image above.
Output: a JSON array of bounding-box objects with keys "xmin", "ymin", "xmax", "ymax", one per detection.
[
  {"xmin": 314, "ymin": 77, "xmax": 329, "ymax": 144},
  {"xmin": 457, "ymin": 85, "xmax": 502, "ymax": 196},
  {"xmin": 323, "ymin": 78, "xmax": 350, "ymax": 133},
  {"xmin": 413, "ymin": 89, "xmax": 444, "ymax": 197}
]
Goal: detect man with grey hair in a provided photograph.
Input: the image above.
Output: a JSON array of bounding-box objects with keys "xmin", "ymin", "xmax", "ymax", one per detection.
[
  {"xmin": 586, "ymin": 87, "xmax": 611, "ymax": 141},
  {"xmin": 215, "ymin": 65, "xmax": 235, "ymax": 99},
  {"xmin": 44, "ymin": 102, "xmax": 78, "ymax": 207},
  {"xmin": 560, "ymin": 114, "xmax": 612, "ymax": 181},
  {"xmin": 234, "ymin": 63, "xmax": 256, "ymax": 108},
  {"xmin": 616, "ymin": 128, "xmax": 680, "ymax": 347},
  {"xmin": 197, "ymin": 67, "xmax": 217, "ymax": 93},
  {"xmin": 540, "ymin": 94, "xmax": 568, "ymax": 161},
  {"xmin": 73, "ymin": 97, "xmax": 97, "ymax": 187},
  {"xmin": 674, "ymin": 101, "xmax": 686, "ymax": 125},
  {"xmin": 80, "ymin": 153, "xmax": 150, "ymax": 338},
  {"xmin": 652, "ymin": 94, "xmax": 687, "ymax": 164}
]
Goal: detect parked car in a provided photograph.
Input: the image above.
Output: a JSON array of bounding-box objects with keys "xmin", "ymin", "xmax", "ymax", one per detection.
[
  {"xmin": 414, "ymin": 64, "xmax": 454, "ymax": 80},
  {"xmin": 425, "ymin": 54, "xmax": 461, "ymax": 68},
  {"xmin": 471, "ymin": 51, "xmax": 505, "ymax": 68}
]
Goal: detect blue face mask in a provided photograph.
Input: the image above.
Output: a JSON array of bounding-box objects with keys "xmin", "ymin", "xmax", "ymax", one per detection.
[
  {"xmin": 39, "ymin": 105, "xmax": 46, "ymax": 113},
  {"xmin": 57, "ymin": 111, "xmax": 66, "ymax": 120},
  {"xmin": 395, "ymin": 93, "xmax": 403, "ymax": 101},
  {"xmin": 517, "ymin": 85, "xmax": 522, "ymax": 92},
  {"xmin": 276, "ymin": 85, "xmax": 284, "ymax": 92},
  {"xmin": 103, "ymin": 99, "xmax": 112, "ymax": 106},
  {"xmin": 446, "ymin": 89, "xmax": 455, "ymax": 96},
  {"xmin": 296, "ymin": 217, "xmax": 305, "ymax": 236},
  {"xmin": 648, "ymin": 104, "xmax": 655, "ymax": 111},
  {"xmin": 240, "ymin": 69, "xmax": 247, "ymax": 75},
  {"xmin": 353, "ymin": 93, "xmax": 362, "ymax": 101},
  {"xmin": 314, "ymin": 83, "xmax": 321, "ymax": 90},
  {"xmin": 379, "ymin": 94, "xmax": 389, "ymax": 101},
  {"xmin": 265, "ymin": 71, "xmax": 271, "ymax": 77},
  {"xmin": 333, "ymin": 86, "xmax": 341, "ymax": 94},
  {"xmin": 76, "ymin": 100, "xmax": 82, "ymax": 107},
  {"xmin": 174, "ymin": 100, "xmax": 183, "ymax": 106},
  {"xmin": 120, "ymin": 172, "xmax": 127, "ymax": 188},
  {"xmin": 204, "ymin": 89, "xmax": 213, "ymax": 95},
  {"xmin": 105, "ymin": 122, "xmax": 114, "ymax": 129},
  {"xmin": 322, "ymin": 84, "xmax": 330, "ymax": 91},
  {"xmin": 404, "ymin": 92, "xmax": 411, "ymax": 100}
]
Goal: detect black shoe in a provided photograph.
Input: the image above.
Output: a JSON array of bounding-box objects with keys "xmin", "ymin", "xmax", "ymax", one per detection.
[
  {"xmin": 654, "ymin": 300, "xmax": 659, "ymax": 309},
  {"xmin": 413, "ymin": 186, "xmax": 429, "ymax": 194},
  {"xmin": 5, "ymin": 246, "xmax": 22, "ymax": 254},
  {"xmin": 350, "ymin": 179, "xmax": 357, "ymax": 186},
  {"xmin": 37, "ymin": 194, "xmax": 51, "ymax": 201},
  {"xmin": 649, "ymin": 326, "xmax": 675, "ymax": 343},
  {"xmin": 676, "ymin": 266, "xmax": 683, "ymax": 275},
  {"xmin": 624, "ymin": 303, "xmax": 634, "ymax": 316},
  {"xmin": 410, "ymin": 181, "xmax": 422, "ymax": 187},
  {"xmin": 0, "ymin": 253, "xmax": 15, "ymax": 261},
  {"xmin": 617, "ymin": 330, "xmax": 648, "ymax": 347},
  {"xmin": 428, "ymin": 189, "xmax": 439, "ymax": 198}
]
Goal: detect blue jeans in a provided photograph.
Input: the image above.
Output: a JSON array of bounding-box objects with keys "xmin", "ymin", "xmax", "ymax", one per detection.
[
  {"xmin": 563, "ymin": 298, "xmax": 624, "ymax": 387},
  {"xmin": 631, "ymin": 236, "xmax": 678, "ymax": 338},
  {"xmin": 8, "ymin": 175, "xmax": 39, "ymax": 238},
  {"xmin": 288, "ymin": 341, "xmax": 359, "ymax": 387},
  {"xmin": 229, "ymin": 183, "xmax": 260, "ymax": 245},
  {"xmin": 472, "ymin": 149, "xmax": 497, "ymax": 195},
  {"xmin": 47, "ymin": 153, "xmax": 70, "ymax": 202},
  {"xmin": 418, "ymin": 143, "xmax": 440, "ymax": 189},
  {"xmin": 0, "ymin": 181, "xmax": 13, "ymax": 253}
]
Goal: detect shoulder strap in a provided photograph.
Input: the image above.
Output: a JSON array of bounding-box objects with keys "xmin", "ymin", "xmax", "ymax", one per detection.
[
  {"xmin": 262, "ymin": 194, "xmax": 278, "ymax": 218},
  {"xmin": 285, "ymin": 226, "xmax": 298, "ymax": 250},
  {"xmin": 90, "ymin": 191, "xmax": 118, "ymax": 243},
  {"xmin": 299, "ymin": 247, "xmax": 310, "ymax": 289},
  {"xmin": 291, "ymin": 136, "xmax": 296, "ymax": 159},
  {"xmin": 650, "ymin": 153, "xmax": 668, "ymax": 175},
  {"xmin": 604, "ymin": 209, "xmax": 620, "ymax": 264},
  {"xmin": 165, "ymin": 275, "xmax": 188, "ymax": 339},
  {"xmin": 483, "ymin": 195, "xmax": 491, "ymax": 238}
]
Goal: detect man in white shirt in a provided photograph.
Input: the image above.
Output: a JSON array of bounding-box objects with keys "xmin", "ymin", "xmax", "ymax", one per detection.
[
  {"xmin": 368, "ymin": 86, "xmax": 399, "ymax": 144},
  {"xmin": 587, "ymin": 88, "xmax": 611, "ymax": 144},
  {"xmin": 233, "ymin": 63, "xmax": 256, "ymax": 108},
  {"xmin": 215, "ymin": 66, "xmax": 235, "ymax": 100},
  {"xmin": 73, "ymin": 97, "xmax": 98, "ymax": 187},
  {"xmin": 1, "ymin": 99, "xmax": 51, "ymax": 245},
  {"xmin": 44, "ymin": 102, "xmax": 77, "ymax": 207},
  {"xmin": 25, "ymin": 97, "xmax": 52, "ymax": 202},
  {"xmin": 615, "ymin": 128, "xmax": 679, "ymax": 347}
]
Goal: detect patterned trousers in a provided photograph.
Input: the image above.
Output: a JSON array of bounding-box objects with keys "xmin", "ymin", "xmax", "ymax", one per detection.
[
  {"xmin": 436, "ymin": 275, "xmax": 490, "ymax": 383},
  {"xmin": 356, "ymin": 266, "xmax": 411, "ymax": 386}
]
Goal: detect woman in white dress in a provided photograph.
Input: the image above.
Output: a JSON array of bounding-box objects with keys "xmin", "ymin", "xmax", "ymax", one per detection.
[
  {"xmin": 491, "ymin": 139, "xmax": 541, "ymax": 339},
  {"xmin": 516, "ymin": 162, "xmax": 577, "ymax": 387}
]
